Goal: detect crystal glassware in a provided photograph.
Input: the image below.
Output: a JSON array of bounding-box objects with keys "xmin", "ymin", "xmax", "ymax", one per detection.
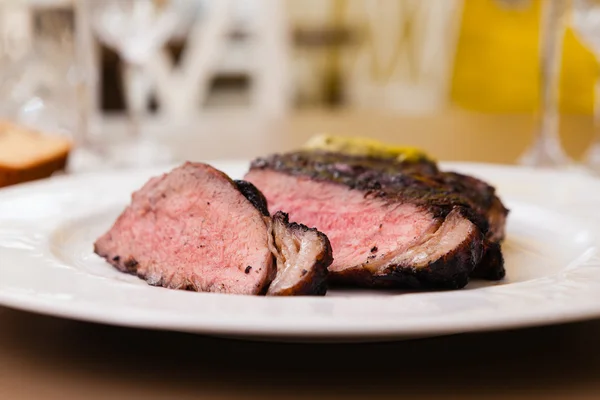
[
  {"xmin": 0, "ymin": 4, "xmax": 85, "ymax": 143},
  {"xmin": 518, "ymin": 0, "xmax": 572, "ymax": 168},
  {"xmin": 88, "ymin": 0, "xmax": 187, "ymax": 168}
]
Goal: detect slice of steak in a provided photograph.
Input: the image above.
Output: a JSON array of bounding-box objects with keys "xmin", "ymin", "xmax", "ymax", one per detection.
[
  {"xmin": 267, "ymin": 211, "xmax": 332, "ymax": 296},
  {"xmin": 245, "ymin": 152, "xmax": 487, "ymax": 290},
  {"xmin": 330, "ymin": 207, "xmax": 484, "ymax": 289},
  {"xmin": 94, "ymin": 162, "xmax": 276, "ymax": 295},
  {"xmin": 94, "ymin": 162, "xmax": 332, "ymax": 296}
]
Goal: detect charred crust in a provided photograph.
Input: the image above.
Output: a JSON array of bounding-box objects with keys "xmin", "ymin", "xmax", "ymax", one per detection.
[
  {"xmin": 370, "ymin": 246, "xmax": 378, "ymax": 253},
  {"xmin": 486, "ymin": 198, "xmax": 510, "ymax": 242},
  {"xmin": 245, "ymin": 266, "xmax": 252, "ymax": 274},
  {"xmin": 250, "ymin": 152, "xmax": 447, "ymax": 205},
  {"xmin": 455, "ymin": 206, "xmax": 489, "ymax": 236},
  {"xmin": 272, "ymin": 211, "xmax": 325, "ymax": 237},
  {"xmin": 123, "ymin": 258, "xmax": 139, "ymax": 273},
  {"xmin": 234, "ymin": 180, "xmax": 270, "ymax": 216},
  {"xmin": 470, "ymin": 240, "xmax": 506, "ymax": 280},
  {"xmin": 95, "ymin": 241, "xmax": 143, "ymax": 279},
  {"xmin": 250, "ymin": 150, "xmax": 438, "ymax": 175}
]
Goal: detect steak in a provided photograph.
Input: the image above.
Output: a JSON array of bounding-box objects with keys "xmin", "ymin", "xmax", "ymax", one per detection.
[
  {"xmin": 245, "ymin": 151, "xmax": 495, "ymax": 290},
  {"xmin": 94, "ymin": 162, "xmax": 332, "ymax": 296}
]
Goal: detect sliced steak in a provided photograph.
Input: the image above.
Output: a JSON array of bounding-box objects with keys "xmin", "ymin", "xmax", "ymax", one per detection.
[
  {"xmin": 94, "ymin": 162, "xmax": 333, "ymax": 296},
  {"xmin": 249, "ymin": 150, "xmax": 509, "ymax": 283},
  {"xmin": 330, "ymin": 207, "xmax": 484, "ymax": 289},
  {"xmin": 246, "ymin": 152, "xmax": 487, "ymax": 290},
  {"xmin": 267, "ymin": 211, "xmax": 332, "ymax": 296}
]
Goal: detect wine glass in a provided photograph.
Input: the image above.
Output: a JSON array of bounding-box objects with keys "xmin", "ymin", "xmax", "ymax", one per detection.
[
  {"xmin": 88, "ymin": 0, "xmax": 187, "ymax": 168},
  {"xmin": 572, "ymin": 0, "xmax": 600, "ymax": 175},
  {"xmin": 519, "ymin": 0, "xmax": 572, "ymax": 168},
  {"xmin": 0, "ymin": 5, "xmax": 83, "ymax": 140}
]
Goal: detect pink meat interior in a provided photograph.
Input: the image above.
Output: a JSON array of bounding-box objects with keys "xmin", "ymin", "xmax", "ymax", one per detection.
[
  {"xmin": 96, "ymin": 164, "xmax": 273, "ymax": 294},
  {"xmin": 245, "ymin": 169, "xmax": 439, "ymax": 272}
]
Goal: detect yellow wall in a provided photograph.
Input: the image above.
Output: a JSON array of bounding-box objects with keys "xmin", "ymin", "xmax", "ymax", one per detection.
[{"xmin": 451, "ymin": 0, "xmax": 597, "ymax": 114}]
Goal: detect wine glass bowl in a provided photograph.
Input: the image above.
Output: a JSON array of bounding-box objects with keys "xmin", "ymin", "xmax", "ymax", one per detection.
[
  {"xmin": 91, "ymin": 0, "xmax": 181, "ymax": 65},
  {"xmin": 572, "ymin": 0, "xmax": 600, "ymax": 55},
  {"xmin": 0, "ymin": 6, "xmax": 81, "ymax": 138},
  {"xmin": 87, "ymin": 0, "xmax": 190, "ymax": 169}
]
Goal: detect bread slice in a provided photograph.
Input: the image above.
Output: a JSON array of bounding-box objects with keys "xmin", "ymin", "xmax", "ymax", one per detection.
[{"xmin": 0, "ymin": 121, "xmax": 72, "ymax": 188}]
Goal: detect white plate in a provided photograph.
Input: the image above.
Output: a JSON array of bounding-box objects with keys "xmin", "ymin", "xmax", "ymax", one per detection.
[{"xmin": 1, "ymin": 161, "xmax": 599, "ymax": 342}]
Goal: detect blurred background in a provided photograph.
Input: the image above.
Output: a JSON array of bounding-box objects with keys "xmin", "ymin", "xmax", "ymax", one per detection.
[{"xmin": 1, "ymin": 0, "xmax": 600, "ymax": 172}]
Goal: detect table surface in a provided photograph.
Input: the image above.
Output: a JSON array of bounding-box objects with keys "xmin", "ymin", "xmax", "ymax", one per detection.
[{"xmin": 2, "ymin": 109, "xmax": 600, "ymax": 400}]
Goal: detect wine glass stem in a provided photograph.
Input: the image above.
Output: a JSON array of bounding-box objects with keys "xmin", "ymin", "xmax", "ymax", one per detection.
[
  {"xmin": 587, "ymin": 72, "xmax": 600, "ymax": 171},
  {"xmin": 124, "ymin": 62, "xmax": 147, "ymax": 138},
  {"xmin": 594, "ymin": 74, "xmax": 600, "ymax": 141},
  {"xmin": 538, "ymin": 0, "xmax": 565, "ymax": 145},
  {"xmin": 520, "ymin": 0, "xmax": 569, "ymax": 167}
]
